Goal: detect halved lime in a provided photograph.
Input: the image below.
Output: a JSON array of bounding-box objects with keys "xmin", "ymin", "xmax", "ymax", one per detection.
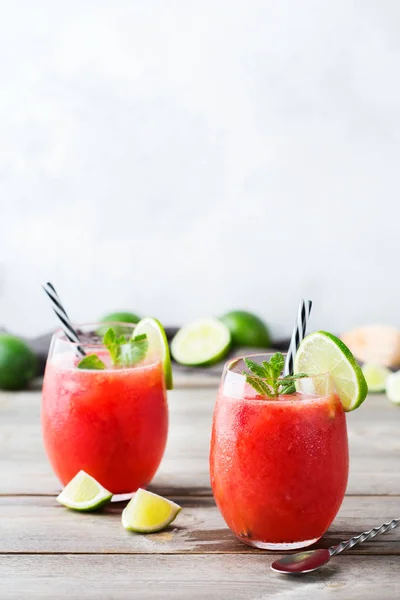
[
  {"xmin": 294, "ymin": 331, "xmax": 368, "ymax": 412},
  {"xmin": 362, "ymin": 363, "xmax": 391, "ymax": 393},
  {"xmin": 122, "ymin": 488, "xmax": 181, "ymax": 533},
  {"xmin": 385, "ymin": 371, "xmax": 400, "ymax": 405},
  {"xmin": 171, "ymin": 318, "xmax": 231, "ymax": 367},
  {"xmin": 56, "ymin": 470, "xmax": 112, "ymax": 511},
  {"xmin": 133, "ymin": 317, "xmax": 173, "ymax": 390}
]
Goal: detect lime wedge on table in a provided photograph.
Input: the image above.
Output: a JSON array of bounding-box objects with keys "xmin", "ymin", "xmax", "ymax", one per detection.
[
  {"xmin": 133, "ymin": 317, "xmax": 173, "ymax": 390},
  {"xmin": 171, "ymin": 318, "xmax": 231, "ymax": 367},
  {"xmin": 57, "ymin": 471, "xmax": 112, "ymax": 511},
  {"xmin": 362, "ymin": 363, "xmax": 391, "ymax": 393},
  {"xmin": 122, "ymin": 489, "xmax": 181, "ymax": 533},
  {"xmin": 385, "ymin": 371, "xmax": 400, "ymax": 405},
  {"xmin": 294, "ymin": 331, "xmax": 368, "ymax": 412}
]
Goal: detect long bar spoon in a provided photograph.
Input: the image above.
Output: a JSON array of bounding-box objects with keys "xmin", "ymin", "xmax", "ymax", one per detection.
[{"xmin": 271, "ymin": 518, "xmax": 399, "ymax": 574}]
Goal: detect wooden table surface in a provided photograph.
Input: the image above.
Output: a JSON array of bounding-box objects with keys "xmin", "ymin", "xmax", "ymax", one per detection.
[{"xmin": 1, "ymin": 376, "xmax": 400, "ymax": 599}]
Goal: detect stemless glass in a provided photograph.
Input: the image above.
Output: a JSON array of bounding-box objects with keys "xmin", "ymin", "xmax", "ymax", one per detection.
[
  {"xmin": 42, "ymin": 323, "xmax": 168, "ymax": 494},
  {"xmin": 210, "ymin": 353, "xmax": 349, "ymax": 550}
]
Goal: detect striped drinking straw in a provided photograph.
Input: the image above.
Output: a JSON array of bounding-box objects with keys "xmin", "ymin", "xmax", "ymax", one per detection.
[
  {"xmin": 42, "ymin": 282, "xmax": 86, "ymax": 358},
  {"xmin": 283, "ymin": 299, "xmax": 312, "ymax": 376}
]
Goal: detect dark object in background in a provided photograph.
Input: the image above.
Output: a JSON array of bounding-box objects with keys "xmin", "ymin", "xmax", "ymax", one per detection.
[
  {"xmin": 0, "ymin": 327, "xmax": 290, "ymax": 377},
  {"xmin": 0, "ymin": 333, "xmax": 38, "ymax": 390}
]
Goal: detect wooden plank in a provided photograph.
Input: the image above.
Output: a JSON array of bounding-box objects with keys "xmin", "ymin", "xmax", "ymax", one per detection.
[
  {"xmin": 1, "ymin": 555, "xmax": 400, "ymax": 599},
  {"xmin": 1, "ymin": 389, "xmax": 400, "ymax": 495},
  {"xmin": 1, "ymin": 495, "xmax": 399, "ymax": 555}
]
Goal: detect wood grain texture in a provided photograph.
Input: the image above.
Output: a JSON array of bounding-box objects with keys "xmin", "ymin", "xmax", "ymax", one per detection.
[
  {"xmin": 1, "ymin": 383, "xmax": 400, "ymax": 599},
  {"xmin": 1, "ymin": 495, "xmax": 399, "ymax": 555},
  {"xmin": 1, "ymin": 555, "xmax": 400, "ymax": 600},
  {"xmin": 1, "ymin": 389, "xmax": 400, "ymax": 496}
]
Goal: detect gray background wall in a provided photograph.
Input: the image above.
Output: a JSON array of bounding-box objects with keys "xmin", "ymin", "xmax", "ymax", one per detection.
[{"xmin": 1, "ymin": 1, "xmax": 399, "ymax": 338}]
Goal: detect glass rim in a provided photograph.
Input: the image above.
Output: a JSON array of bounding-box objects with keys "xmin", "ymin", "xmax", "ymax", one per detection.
[
  {"xmin": 48, "ymin": 321, "xmax": 163, "ymax": 371},
  {"xmin": 223, "ymin": 352, "xmax": 331, "ymax": 383},
  {"xmin": 52, "ymin": 321, "xmax": 136, "ymax": 347}
]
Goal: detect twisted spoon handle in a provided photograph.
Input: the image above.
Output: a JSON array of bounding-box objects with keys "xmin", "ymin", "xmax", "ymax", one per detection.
[{"xmin": 329, "ymin": 518, "xmax": 400, "ymax": 557}]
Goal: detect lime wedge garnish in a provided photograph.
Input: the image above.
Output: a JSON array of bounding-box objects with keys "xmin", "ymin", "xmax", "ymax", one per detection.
[
  {"xmin": 362, "ymin": 363, "xmax": 391, "ymax": 393},
  {"xmin": 385, "ymin": 371, "xmax": 400, "ymax": 405},
  {"xmin": 294, "ymin": 331, "xmax": 368, "ymax": 412},
  {"xmin": 56, "ymin": 471, "xmax": 112, "ymax": 511},
  {"xmin": 133, "ymin": 318, "xmax": 173, "ymax": 390},
  {"xmin": 122, "ymin": 488, "xmax": 181, "ymax": 533},
  {"xmin": 171, "ymin": 318, "xmax": 231, "ymax": 367}
]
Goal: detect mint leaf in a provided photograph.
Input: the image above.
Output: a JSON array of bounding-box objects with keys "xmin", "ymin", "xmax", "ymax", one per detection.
[
  {"xmin": 280, "ymin": 382, "xmax": 296, "ymax": 394},
  {"xmin": 244, "ymin": 358, "xmax": 268, "ymax": 379},
  {"xmin": 133, "ymin": 333, "xmax": 147, "ymax": 342},
  {"xmin": 244, "ymin": 374, "xmax": 274, "ymax": 398},
  {"xmin": 243, "ymin": 352, "xmax": 303, "ymax": 398},
  {"xmin": 119, "ymin": 336, "xmax": 149, "ymax": 367},
  {"xmin": 77, "ymin": 355, "xmax": 106, "ymax": 370},
  {"xmin": 269, "ymin": 352, "xmax": 284, "ymax": 377},
  {"xmin": 261, "ymin": 361, "xmax": 273, "ymax": 380},
  {"xmin": 103, "ymin": 328, "xmax": 119, "ymax": 363},
  {"xmin": 103, "ymin": 328, "xmax": 129, "ymax": 365},
  {"xmin": 103, "ymin": 328, "xmax": 116, "ymax": 346},
  {"xmin": 277, "ymin": 373, "xmax": 308, "ymax": 395},
  {"xmin": 103, "ymin": 326, "xmax": 149, "ymax": 367}
]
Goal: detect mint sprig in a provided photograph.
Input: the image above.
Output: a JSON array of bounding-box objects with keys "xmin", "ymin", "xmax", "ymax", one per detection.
[
  {"xmin": 77, "ymin": 327, "xmax": 148, "ymax": 370},
  {"xmin": 242, "ymin": 352, "xmax": 307, "ymax": 398},
  {"xmin": 77, "ymin": 354, "xmax": 106, "ymax": 370},
  {"xmin": 118, "ymin": 333, "xmax": 149, "ymax": 367}
]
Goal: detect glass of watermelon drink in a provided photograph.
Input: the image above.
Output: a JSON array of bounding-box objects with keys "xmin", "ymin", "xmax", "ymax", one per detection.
[
  {"xmin": 210, "ymin": 353, "xmax": 349, "ymax": 550},
  {"xmin": 42, "ymin": 322, "xmax": 168, "ymax": 494}
]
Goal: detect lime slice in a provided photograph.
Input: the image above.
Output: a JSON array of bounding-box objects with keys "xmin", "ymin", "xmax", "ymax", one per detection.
[
  {"xmin": 57, "ymin": 470, "xmax": 112, "ymax": 511},
  {"xmin": 171, "ymin": 318, "xmax": 231, "ymax": 367},
  {"xmin": 133, "ymin": 317, "xmax": 173, "ymax": 390},
  {"xmin": 122, "ymin": 488, "xmax": 181, "ymax": 533},
  {"xmin": 362, "ymin": 363, "xmax": 391, "ymax": 393},
  {"xmin": 294, "ymin": 331, "xmax": 368, "ymax": 412},
  {"xmin": 385, "ymin": 371, "xmax": 400, "ymax": 405}
]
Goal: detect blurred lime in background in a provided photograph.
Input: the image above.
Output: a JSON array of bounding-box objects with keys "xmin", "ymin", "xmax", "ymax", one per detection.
[
  {"xmin": 171, "ymin": 318, "xmax": 231, "ymax": 366},
  {"xmin": 0, "ymin": 334, "xmax": 37, "ymax": 390},
  {"xmin": 98, "ymin": 311, "xmax": 141, "ymax": 337},
  {"xmin": 100, "ymin": 311, "xmax": 140, "ymax": 324},
  {"xmin": 219, "ymin": 310, "xmax": 271, "ymax": 348},
  {"xmin": 361, "ymin": 363, "xmax": 391, "ymax": 393},
  {"xmin": 386, "ymin": 371, "xmax": 400, "ymax": 405}
]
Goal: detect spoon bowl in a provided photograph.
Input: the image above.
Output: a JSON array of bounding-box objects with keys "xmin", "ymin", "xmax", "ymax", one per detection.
[{"xmin": 271, "ymin": 548, "xmax": 331, "ymax": 574}]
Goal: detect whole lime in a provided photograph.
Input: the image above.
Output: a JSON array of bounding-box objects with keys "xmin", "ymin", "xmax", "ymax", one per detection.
[
  {"xmin": 0, "ymin": 334, "xmax": 38, "ymax": 390},
  {"xmin": 219, "ymin": 310, "xmax": 271, "ymax": 348},
  {"xmin": 100, "ymin": 311, "xmax": 140, "ymax": 324}
]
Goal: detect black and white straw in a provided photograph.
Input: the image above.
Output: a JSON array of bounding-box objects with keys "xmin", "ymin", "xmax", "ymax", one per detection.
[
  {"xmin": 42, "ymin": 282, "xmax": 86, "ymax": 357},
  {"xmin": 283, "ymin": 299, "xmax": 312, "ymax": 376}
]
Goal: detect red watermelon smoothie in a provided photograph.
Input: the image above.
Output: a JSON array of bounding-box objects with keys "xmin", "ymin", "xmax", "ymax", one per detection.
[
  {"xmin": 210, "ymin": 356, "xmax": 349, "ymax": 550},
  {"xmin": 42, "ymin": 323, "xmax": 168, "ymax": 494}
]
